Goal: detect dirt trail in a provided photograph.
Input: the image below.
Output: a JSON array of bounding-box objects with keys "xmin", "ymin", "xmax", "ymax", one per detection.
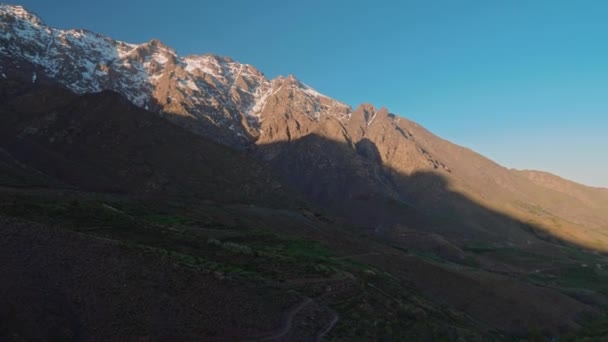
[
  {"xmin": 253, "ymin": 298, "xmax": 313, "ymax": 341},
  {"xmin": 252, "ymin": 295, "xmax": 340, "ymax": 341},
  {"xmin": 316, "ymin": 310, "xmax": 338, "ymax": 341}
]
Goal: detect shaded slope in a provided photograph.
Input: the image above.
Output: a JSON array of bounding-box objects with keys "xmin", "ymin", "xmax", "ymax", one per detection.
[
  {"xmin": 1, "ymin": 189, "xmax": 602, "ymax": 340},
  {"xmin": 0, "ymin": 79, "xmax": 296, "ymax": 207},
  {"xmin": 255, "ymin": 103, "xmax": 608, "ymax": 251},
  {"xmin": 0, "ymin": 216, "xmax": 299, "ymax": 341}
]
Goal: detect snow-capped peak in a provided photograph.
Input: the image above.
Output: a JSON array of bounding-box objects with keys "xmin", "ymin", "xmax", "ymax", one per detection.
[
  {"xmin": 0, "ymin": 4, "xmax": 44, "ymax": 25},
  {"xmin": 0, "ymin": 4, "xmax": 353, "ymax": 146}
]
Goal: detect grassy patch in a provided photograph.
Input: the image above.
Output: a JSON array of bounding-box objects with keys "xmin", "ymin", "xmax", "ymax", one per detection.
[
  {"xmin": 0, "ymin": 191, "xmax": 348, "ymax": 281},
  {"xmin": 461, "ymin": 255, "xmax": 481, "ymax": 268},
  {"xmin": 562, "ymin": 245, "xmax": 606, "ymax": 265},
  {"xmin": 462, "ymin": 241, "xmax": 499, "ymax": 254},
  {"xmin": 554, "ymin": 266, "xmax": 608, "ymax": 294},
  {"xmin": 565, "ymin": 314, "xmax": 608, "ymax": 340},
  {"xmin": 408, "ymin": 250, "xmax": 445, "ymax": 264},
  {"xmin": 267, "ymin": 240, "xmax": 332, "ymax": 260},
  {"xmin": 0, "ymin": 195, "xmax": 136, "ymax": 230},
  {"xmin": 143, "ymin": 213, "xmax": 193, "ymax": 226},
  {"xmin": 135, "ymin": 245, "xmax": 262, "ymax": 279}
]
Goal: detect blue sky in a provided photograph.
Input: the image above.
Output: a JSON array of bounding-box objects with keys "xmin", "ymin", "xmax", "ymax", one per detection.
[{"xmin": 16, "ymin": 0, "xmax": 608, "ymax": 187}]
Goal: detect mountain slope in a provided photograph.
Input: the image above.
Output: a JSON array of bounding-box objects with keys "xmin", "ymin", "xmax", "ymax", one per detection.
[
  {"xmin": 257, "ymin": 102, "xmax": 608, "ymax": 251},
  {"xmin": 0, "ymin": 79, "xmax": 296, "ymax": 207},
  {"xmin": 2, "ymin": 4, "xmax": 607, "ymax": 252}
]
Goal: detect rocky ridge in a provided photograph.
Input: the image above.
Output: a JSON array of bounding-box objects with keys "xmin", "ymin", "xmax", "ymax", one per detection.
[{"xmin": 0, "ymin": 4, "xmax": 350, "ymax": 147}]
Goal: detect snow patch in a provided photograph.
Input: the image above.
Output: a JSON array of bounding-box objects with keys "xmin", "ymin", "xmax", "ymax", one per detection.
[
  {"xmin": 301, "ymin": 82, "xmax": 327, "ymax": 98},
  {"xmin": 367, "ymin": 111, "xmax": 378, "ymax": 126},
  {"xmin": 129, "ymin": 92, "xmax": 149, "ymax": 107},
  {"xmin": 184, "ymin": 56, "xmax": 223, "ymax": 78},
  {"xmin": 153, "ymin": 53, "xmax": 168, "ymax": 64},
  {"xmin": 0, "ymin": 4, "xmax": 43, "ymax": 25},
  {"xmin": 31, "ymin": 72, "xmax": 36, "ymax": 83},
  {"xmin": 247, "ymin": 86, "xmax": 272, "ymax": 118},
  {"xmin": 117, "ymin": 43, "xmax": 137, "ymax": 59},
  {"xmin": 150, "ymin": 73, "xmax": 163, "ymax": 81},
  {"xmin": 178, "ymin": 78, "xmax": 199, "ymax": 91},
  {"xmin": 82, "ymin": 60, "xmax": 96, "ymax": 78},
  {"xmin": 185, "ymin": 79, "xmax": 198, "ymax": 90}
]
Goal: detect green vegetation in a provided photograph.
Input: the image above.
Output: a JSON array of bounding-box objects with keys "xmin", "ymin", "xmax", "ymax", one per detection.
[
  {"xmin": 143, "ymin": 213, "xmax": 194, "ymax": 226},
  {"xmin": 0, "ymin": 190, "xmax": 342, "ymax": 281},
  {"xmin": 0, "ymin": 188, "xmax": 604, "ymax": 340},
  {"xmin": 565, "ymin": 315, "xmax": 608, "ymax": 341},
  {"xmin": 461, "ymin": 255, "xmax": 481, "ymax": 268},
  {"xmin": 549, "ymin": 266, "xmax": 608, "ymax": 295},
  {"xmin": 326, "ymin": 264, "xmax": 489, "ymax": 341},
  {"xmin": 462, "ymin": 241, "xmax": 500, "ymax": 254},
  {"xmin": 523, "ymin": 247, "xmax": 608, "ymax": 296},
  {"xmin": 408, "ymin": 249, "xmax": 445, "ymax": 264},
  {"xmin": 136, "ymin": 245, "xmax": 262, "ymax": 279},
  {"xmin": 258, "ymin": 239, "xmax": 332, "ymax": 260},
  {"xmin": 562, "ymin": 245, "xmax": 606, "ymax": 265},
  {"xmin": 0, "ymin": 189, "xmax": 496, "ymax": 339},
  {"xmin": 0, "ymin": 195, "xmax": 136, "ymax": 230}
]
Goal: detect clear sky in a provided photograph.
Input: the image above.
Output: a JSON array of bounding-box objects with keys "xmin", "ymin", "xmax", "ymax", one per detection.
[{"xmin": 16, "ymin": 0, "xmax": 608, "ymax": 187}]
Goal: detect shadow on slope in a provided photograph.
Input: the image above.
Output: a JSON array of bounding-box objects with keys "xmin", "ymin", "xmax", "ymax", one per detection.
[
  {"xmin": 252, "ymin": 134, "xmax": 608, "ymax": 336},
  {"xmin": 256, "ymin": 134, "xmax": 590, "ymax": 248},
  {"xmin": 0, "ymin": 79, "xmax": 303, "ymax": 208}
]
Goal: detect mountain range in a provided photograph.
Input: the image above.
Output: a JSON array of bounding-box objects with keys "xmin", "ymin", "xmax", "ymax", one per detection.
[{"xmin": 1, "ymin": 4, "xmax": 608, "ymax": 340}]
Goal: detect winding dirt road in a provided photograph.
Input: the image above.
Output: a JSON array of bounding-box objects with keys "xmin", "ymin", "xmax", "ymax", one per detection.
[
  {"xmin": 252, "ymin": 296, "xmax": 339, "ymax": 341},
  {"xmin": 254, "ymin": 298, "xmax": 313, "ymax": 341},
  {"xmin": 316, "ymin": 309, "xmax": 339, "ymax": 341}
]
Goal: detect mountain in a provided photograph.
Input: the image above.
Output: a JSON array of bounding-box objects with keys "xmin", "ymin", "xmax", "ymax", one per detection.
[
  {"xmin": 3, "ymin": 4, "xmax": 606, "ymax": 253},
  {"xmin": 3, "ymin": 77, "xmax": 607, "ymax": 340},
  {"xmin": 2, "ymin": 4, "xmax": 608, "ymax": 340},
  {"xmin": 0, "ymin": 4, "xmax": 350, "ymax": 148}
]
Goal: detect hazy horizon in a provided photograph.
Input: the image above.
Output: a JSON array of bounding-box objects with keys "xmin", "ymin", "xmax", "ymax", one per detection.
[{"xmin": 15, "ymin": 0, "xmax": 608, "ymax": 187}]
